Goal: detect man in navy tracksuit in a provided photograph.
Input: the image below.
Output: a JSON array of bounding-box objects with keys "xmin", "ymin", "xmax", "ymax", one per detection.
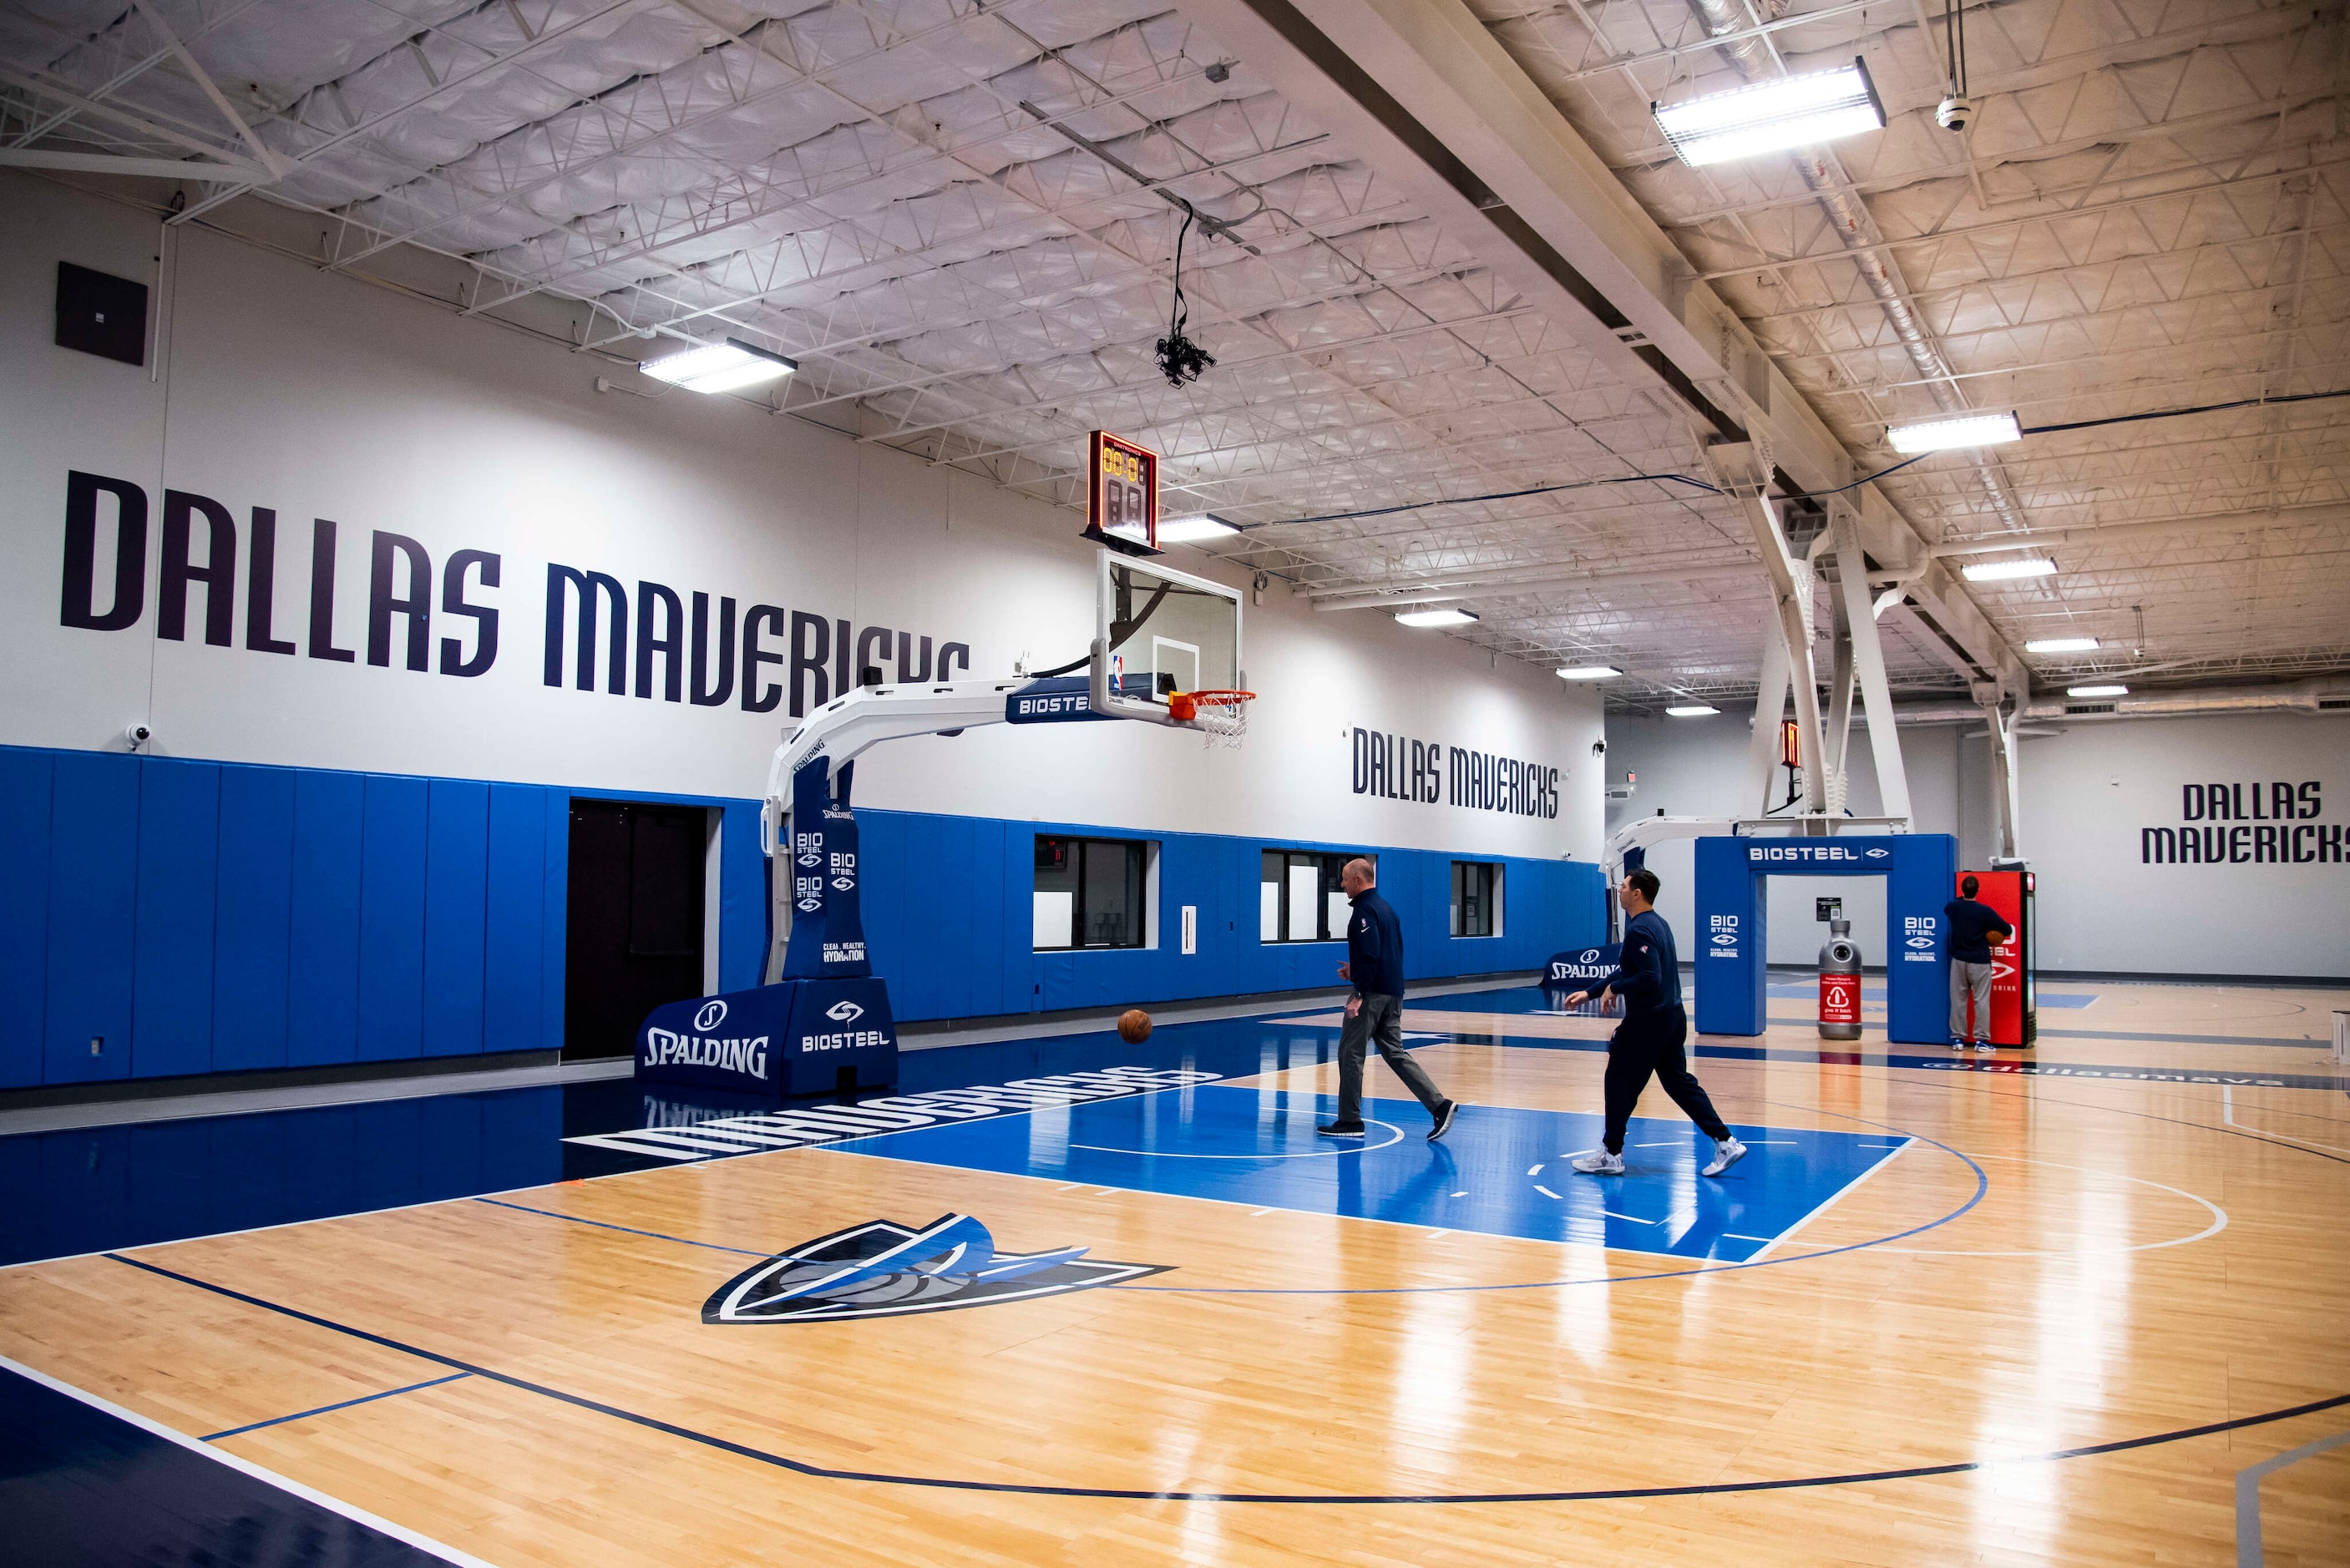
[
  {"xmin": 1561, "ymin": 867, "xmax": 1745, "ymax": 1177},
  {"xmin": 1316, "ymin": 857, "xmax": 1457, "ymax": 1142}
]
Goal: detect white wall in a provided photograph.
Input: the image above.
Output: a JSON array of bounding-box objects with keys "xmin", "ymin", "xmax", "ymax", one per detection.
[
  {"xmin": 1603, "ymin": 709, "xmax": 1962, "ymax": 966},
  {"xmin": 2, "ymin": 172, "xmax": 1601, "ymax": 858},
  {"xmin": 1607, "ymin": 703, "xmax": 2350, "ymax": 979},
  {"xmin": 2018, "ymin": 711, "xmax": 2347, "ymax": 979}
]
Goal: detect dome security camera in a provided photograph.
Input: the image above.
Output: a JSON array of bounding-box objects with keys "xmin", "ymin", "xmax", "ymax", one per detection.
[
  {"xmin": 126, "ymin": 723, "xmax": 153, "ymax": 751},
  {"xmin": 1935, "ymin": 94, "xmax": 1973, "ymax": 132}
]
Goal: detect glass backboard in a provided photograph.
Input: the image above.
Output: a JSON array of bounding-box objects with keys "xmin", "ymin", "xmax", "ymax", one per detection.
[{"xmin": 1092, "ymin": 552, "xmax": 1243, "ymax": 725}]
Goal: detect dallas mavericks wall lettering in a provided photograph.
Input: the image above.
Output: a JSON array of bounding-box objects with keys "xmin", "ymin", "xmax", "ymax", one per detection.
[
  {"xmin": 2142, "ymin": 778, "xmax": 2341, "ymax": 865},
  {"xmin": 1350, "ymin": 726, "xmax": 1562, "ymax": 818},
  {"xmin": 55, "ymin": 468, "xmax": 970, "ymax": 719}
]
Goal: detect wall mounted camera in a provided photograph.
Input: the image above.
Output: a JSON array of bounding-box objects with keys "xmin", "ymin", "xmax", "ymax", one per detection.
[
  {"xmin": 1590, "ymin": 739, "xmax": 1606, "ymax": 756},
  {"xmin": 1935, "ymin": 94, "xmax": 1973, "ymax": 132},
  {"xmin": 125, "ymin": 723, "xmax": 153, "ymax": 751}
]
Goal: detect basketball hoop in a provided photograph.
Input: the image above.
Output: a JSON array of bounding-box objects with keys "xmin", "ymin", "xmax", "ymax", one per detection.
[{"xmin": 1178, "ymin": 689, "xmax": 1254, "ymax": 746}]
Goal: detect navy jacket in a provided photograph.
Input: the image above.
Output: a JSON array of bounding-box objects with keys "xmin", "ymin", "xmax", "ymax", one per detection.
[
  {"xmin": 1943, "ymin": 898, "xmax": 2013, "ymax": 964},
  {"xmin": 1345, "ymin": 887, "xmax": 1405, "ymax": 998},
  {"xmin": 1600, "ymin": 909, "xmax": 1683, "ymax": 1016}
]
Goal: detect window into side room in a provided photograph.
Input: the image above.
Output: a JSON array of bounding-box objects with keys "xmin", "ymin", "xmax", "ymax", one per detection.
[
  {"xmin": 1034, "ymin": 836, "xmax": 1152, "ymax": 950},
  {"xmin": 1258, "ymin": 850, "xmax": 1365, "ymax": 943},
  {"xmin": 1451, "ymin": 860, "xmax": 1502, "ymax": 938}
]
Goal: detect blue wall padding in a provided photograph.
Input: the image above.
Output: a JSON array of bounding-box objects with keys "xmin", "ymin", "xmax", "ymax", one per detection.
[
  {"xmin": 0, "ymin": 743, "xmax": 1603, "ymax": 1087},
  {"xmin": 482, "ymin": 783, "xmax": 548, "ymax": 1057},
  {"xmin": 213, "ymin": 765, "xmax": 295, "ymax": 1073},
  {"xmin": 286, "ymin": 770, "xmax": 363, "ymax": 1069},
  {"xmin": 423, "ymin": 779, "xmax": 489, "ymax": 1059},
  {"xmin": 43, "ymin": 751, "xmax": 139, "ymax": 1085},
  {"xmin": 131, "ymin": 757, "xmax": 219, "ymax": 1080},
  {"xmin": 853, "ymin": 807, "xmax": 1596, "ymax": 1019},
  {"xmin": 357, "ymin": 774, "xmax": 428, "ymax": 1063},
  {"xmin": 0, "ymin": 747, "xmax": 54, "ymax": 1090}
]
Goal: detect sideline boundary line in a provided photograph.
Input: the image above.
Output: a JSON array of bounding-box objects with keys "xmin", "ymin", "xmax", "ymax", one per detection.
[{"xmin": 83, "ymin": 1257, "xmax": 2350, "ymax": 1507}]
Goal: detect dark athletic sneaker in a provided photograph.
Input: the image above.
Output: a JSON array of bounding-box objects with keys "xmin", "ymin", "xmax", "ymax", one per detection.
[
  {"xmin": 1316, "ymin": 1120, "xmax": 1367, "ymax": 1138},
  {"xmin": 1427, "ymin": 1100, "xmax": 1457, "ymax": 1143}
]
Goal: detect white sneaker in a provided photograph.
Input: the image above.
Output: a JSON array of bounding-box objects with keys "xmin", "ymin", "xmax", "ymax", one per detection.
[
  {"xmin": 1974, "ymin": 1039, "xmax": 1998, "ymax": 1053},
  {"xmin": 1570, "ymin": 1150, "xmax": 1625, "ymax": 1176},
  {"xmin": 1703, "ymin": 1136, "xmax": 1748, "ymax": 1177}
]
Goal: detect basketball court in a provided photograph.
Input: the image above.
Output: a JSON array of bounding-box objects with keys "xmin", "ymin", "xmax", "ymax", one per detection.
[
  {"xmin": 4, "ymin": 0, "xmax": 2348, "ymax": 1561},
  {"xmin": 6, "ymin": 984, "xmax": 2347, "ymax": 1563}
]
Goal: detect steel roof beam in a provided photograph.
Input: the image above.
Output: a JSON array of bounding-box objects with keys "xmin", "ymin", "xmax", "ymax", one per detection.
[{"xmin": 1178, "ymin": 0, "xmax": 2020, "ymax": 689}]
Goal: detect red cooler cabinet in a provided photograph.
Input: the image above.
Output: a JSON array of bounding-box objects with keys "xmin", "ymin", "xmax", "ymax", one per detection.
[{"xmin": 1961, "ymin": 869, "xmax": 2037, "ymax": 1047}]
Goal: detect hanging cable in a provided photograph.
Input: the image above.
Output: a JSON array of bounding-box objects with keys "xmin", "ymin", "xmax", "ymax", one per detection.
[
  {"xmin": 1155, "ymin": 206, "xmax": 1215, "ymax": 388},
  {"xmin": 1233, "ymin": 471, "xmax": 1719, "ymax": 530},
  {"xmin": 2018, "ymin": 385, "xmax": 2350, "ymax": 436},
  {"xmin": 1228, "ymin": 388, "xmax": 2347, "ymax": 532}
]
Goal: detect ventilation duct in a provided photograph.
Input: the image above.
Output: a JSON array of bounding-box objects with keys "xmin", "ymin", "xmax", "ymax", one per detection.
[{"xmin": 1861, "ymin": 679, "xmax": 2350, "ymax": 726}]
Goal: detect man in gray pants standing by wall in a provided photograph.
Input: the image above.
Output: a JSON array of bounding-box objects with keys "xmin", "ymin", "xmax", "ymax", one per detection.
[
  {"xmin": 1317, "ymin": 857, "xmax": 1457, "ymax": 1142},
  {"xmin": 1944, "ymin": 874, "xmax": 2013, "ymax": 1052}
]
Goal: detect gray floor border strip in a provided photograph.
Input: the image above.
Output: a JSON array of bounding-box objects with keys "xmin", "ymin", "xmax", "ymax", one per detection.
[
  {"xmin": 2236, "ymin": 1425, "xmax": 2350, "ymax": 1566},
  {"xmin": 0, "ymin": 976, "xmax": 1532, "ymax": 1138},
  {"xmin": 0, "ymin": 1058, "xmax": 637, "ymax": 1138}
]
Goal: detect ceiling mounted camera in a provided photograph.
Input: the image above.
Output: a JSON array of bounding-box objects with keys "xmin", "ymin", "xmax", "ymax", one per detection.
[{"xmin": 1935, "ymin": 94, "xmax": 1973, "ymax": 132}]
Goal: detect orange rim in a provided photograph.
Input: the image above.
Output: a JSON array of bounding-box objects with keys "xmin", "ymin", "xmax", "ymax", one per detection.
[{"xmin": 1185, "ymin": 689, "xmax": 1256, "ymax": 707}]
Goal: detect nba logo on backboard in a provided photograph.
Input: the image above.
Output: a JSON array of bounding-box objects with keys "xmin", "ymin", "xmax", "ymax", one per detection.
[{"xmin": 1083, "ymin": 431, "xmax": 1162, "ymax": 557}]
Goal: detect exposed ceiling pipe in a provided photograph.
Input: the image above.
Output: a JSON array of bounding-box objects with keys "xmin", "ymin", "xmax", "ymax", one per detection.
[
  {"xmin": 1680, "ymin": 0, "xmax": 2031, "ymax": 539},
  {"xmin": 1858, "ymin": 676, "xmax": 2350, "ymax": 725},
  {"xmin": 1928, "ymin": 501, "xmax": 2350, "ymax": 557},
  {"xmin": 1312, "ymin": 558, "xmax": 1762, "ymax": 610}
]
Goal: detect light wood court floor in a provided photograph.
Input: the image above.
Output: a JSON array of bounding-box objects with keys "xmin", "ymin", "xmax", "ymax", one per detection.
[{"xmin": 5, "ymin": 982, "xmax": 2347, "ymax": 1565}]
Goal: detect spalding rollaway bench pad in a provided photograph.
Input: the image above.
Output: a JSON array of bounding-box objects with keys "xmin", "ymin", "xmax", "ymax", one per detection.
[{"xmin": 636, "ymin": 979, "xmax": 897, "ymax": 1096}]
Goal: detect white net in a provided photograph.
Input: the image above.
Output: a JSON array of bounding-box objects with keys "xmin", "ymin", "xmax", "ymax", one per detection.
[{"xmin": 1190, "ymin": 691, "xmax": 1252, "ymax": 748}]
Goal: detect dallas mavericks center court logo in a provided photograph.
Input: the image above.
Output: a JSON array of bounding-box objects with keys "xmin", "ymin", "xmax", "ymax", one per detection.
[{"xmin": 703, "ymin": 1212, "xmax": 1167, "ymax": 1324}]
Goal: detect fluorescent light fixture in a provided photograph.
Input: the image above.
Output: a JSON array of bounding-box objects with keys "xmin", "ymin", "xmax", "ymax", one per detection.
[
  {"xmin": 1961, "ymin": 557, "xmax": 2057, "ymax": 582},
  {"xmin": 1887, "ymin": 411, "xmax": 2022, "ymax": 453},
  {"xmin": 639, "ymin": 336, "xmax": 798, "ymax": 394},
  {"xmin": 1157, "ymin": 515, "xmax": 1238, "ymax": 543},
  {"xmin": 2024, "ymin": 636, "xmax": 2100, "ymax": 654},
  {"xmin": 2068, "ymin": 684, "xmax": 2128, "ymax": 698},
  {"xmin": 1665, "ymin": 704, "xmax": 1720, "ymax": 718},
  {"xmin": 1394, "ymin": 607, "xmax": 1479, "ymax": 628},
  {"xmin": 1557, "ymin": 665, "xmax": 1623, "ymax": 680},
  {"xmin": 1653, "ymin": 57, "xmax": 1886, "ymax": 167}
]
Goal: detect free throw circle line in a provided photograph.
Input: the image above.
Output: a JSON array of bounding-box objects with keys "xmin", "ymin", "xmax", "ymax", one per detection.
[{"xmin": 1875, "ymin": 1151, "xmax": 2228, "ymax": 1257}]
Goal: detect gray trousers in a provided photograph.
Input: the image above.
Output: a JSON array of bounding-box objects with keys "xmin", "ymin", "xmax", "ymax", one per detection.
[
  {"xmin": 1950, "ymin": 960, "xmax": 1995, "ymax": 1041},
  {"xmin": 1336, "ymin": 992, "xmax": 1446, "ymax": 1123}
]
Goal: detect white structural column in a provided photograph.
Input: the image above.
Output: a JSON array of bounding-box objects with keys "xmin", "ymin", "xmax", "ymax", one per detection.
[
  {"xmin": 1830, "ymin": 507, "xmax": 1913, "ymax": 824},
  {"xmin": 1728, "ymin": 472, "xmax": 1826, "ymax": 816},
  {"xmin": 1745, "ymin": 621, "xmax": 1791, "ymax": 815},
  {"xmin": 1983, "ymin": 697, "xmax": 2023, "ymax": 860},
  {"xmin": 1822, "ymin": 574, "xmax": 1855, "ymax": 815}
]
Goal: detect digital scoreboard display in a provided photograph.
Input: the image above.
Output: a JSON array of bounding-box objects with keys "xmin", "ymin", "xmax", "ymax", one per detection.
[{"xmin": 1083, "ymin": 430, "xmax": 1162, "ymax": 556}]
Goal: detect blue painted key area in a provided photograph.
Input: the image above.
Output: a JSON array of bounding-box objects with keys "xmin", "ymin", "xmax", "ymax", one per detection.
[{"xmin": 828, "ymin": 1082, "xmax": 1905, "ymax": 1262}]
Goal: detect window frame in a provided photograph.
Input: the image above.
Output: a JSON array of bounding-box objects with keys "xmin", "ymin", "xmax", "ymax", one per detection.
[
  {"xmin": 1032, "ymin": 834, "xmax": 1155, "ymax": 952},
  {"xmin": 1451, "ymin": 859, "xmax": 1502, "ymax": 938},
  {"xmin": 1258, "ymin": 849, "xmax": 1367, "ymax": 944}
]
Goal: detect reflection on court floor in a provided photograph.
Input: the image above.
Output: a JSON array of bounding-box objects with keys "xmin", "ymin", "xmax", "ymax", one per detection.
[{"xmin": 831, "ymin": 1082, "xmax": 1905, "ymax": 1262}]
